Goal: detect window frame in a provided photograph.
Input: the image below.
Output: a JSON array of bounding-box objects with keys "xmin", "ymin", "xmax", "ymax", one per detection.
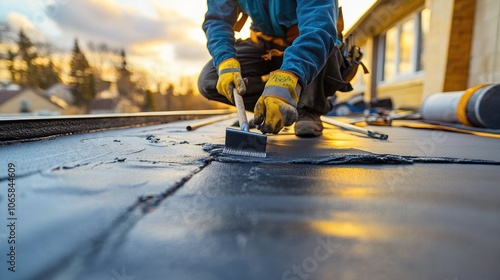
[{"xmin": 377, "ymin": 8, "xmax": 428, "ymax": 84}]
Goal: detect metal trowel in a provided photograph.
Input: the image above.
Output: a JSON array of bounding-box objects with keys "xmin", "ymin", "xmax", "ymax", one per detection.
[{"xmin": 223, "ymin": 88, "xmax": 267, "ymax": 157}]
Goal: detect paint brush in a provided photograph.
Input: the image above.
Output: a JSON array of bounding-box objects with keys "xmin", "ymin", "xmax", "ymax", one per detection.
[{"xmin": 223, "ymin": 88, "xmax": 267, "ymax": 157}]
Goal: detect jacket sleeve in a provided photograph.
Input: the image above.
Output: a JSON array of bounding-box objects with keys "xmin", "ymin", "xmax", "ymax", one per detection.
[
  {"xmin": 202, "ymin": 0, "xmax": 239, "ymax": 69},
  {"xmin": 280, "ymin": 0, "xmax": 339, "ymax": 88}
]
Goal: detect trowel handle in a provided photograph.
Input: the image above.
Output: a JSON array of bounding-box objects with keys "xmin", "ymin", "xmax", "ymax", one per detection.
[{"xmin": 233, "ymin": 87, "xmax": 249, "ymax": 131}]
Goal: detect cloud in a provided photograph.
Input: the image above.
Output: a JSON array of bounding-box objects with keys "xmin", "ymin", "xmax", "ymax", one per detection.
[
  {"xmin": 174, "ymin": 40, "xmax": 210, "ymax": 61},
  {"xmin": 1, "ymin": 0, "xmax": 211, "ymax": 81},
  {"xmin": 46, "ymin": 0, "xmax": 208, "ymax": 61},
  {"xmin": 6, "ymin": 12, "xmax": 47, "ymax": 42}
]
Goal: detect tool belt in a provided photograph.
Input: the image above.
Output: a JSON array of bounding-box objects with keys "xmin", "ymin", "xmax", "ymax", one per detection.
[
  {"xmin": 338, "ymin": 34, "xmax": 370, "ymax": 84},
  {"xmin": 249, "ymin": 25, "xmax": 299, "ymax": 60},
  {"xmin": 233, "ymin": 9, "xmax": 299, "ymax": 60}
]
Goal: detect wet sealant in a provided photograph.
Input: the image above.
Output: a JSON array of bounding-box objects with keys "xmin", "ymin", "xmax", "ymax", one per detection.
[{"xmin": 204, "ymin": 144, "xmax": 500, "ymax": 165}]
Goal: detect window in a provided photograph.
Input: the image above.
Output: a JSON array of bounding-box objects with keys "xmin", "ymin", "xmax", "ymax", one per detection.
[
  {"xmin": 399, "ymin": 19, "xmax": 415, "ymax": 74},
  {"xmin": 379, "ymin": 8, "xmax": 430, "ymax": 82},
  {"xmin": 418, "ymin": 8, "xmax": 431, "ymax": 71},
  {"xmin": 383, "ymin": 27, "xmax": 397, "ymax": 81}
]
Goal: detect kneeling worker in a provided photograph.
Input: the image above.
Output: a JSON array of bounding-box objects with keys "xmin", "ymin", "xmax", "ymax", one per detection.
[{"xmin": 198, "ymin": 0, "xmax": 349, "ymax": 137}]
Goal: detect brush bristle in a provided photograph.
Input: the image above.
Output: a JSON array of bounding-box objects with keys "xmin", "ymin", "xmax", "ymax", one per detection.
[
  {"xmin": 224, "ymin": 127, "xmax": 267, "ymax": 158},
  {"xmin": 222, "ymin": 147, "xmax": 267, "ymax": 158}
]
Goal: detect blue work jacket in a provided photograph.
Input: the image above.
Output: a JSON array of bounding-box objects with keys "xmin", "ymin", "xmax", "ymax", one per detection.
[{"xmin": 203, "ymin": 0, "xmax": 339, "ymax": 88}]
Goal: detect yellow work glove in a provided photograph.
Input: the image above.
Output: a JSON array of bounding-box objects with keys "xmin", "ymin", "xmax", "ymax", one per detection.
[
  {"xmin": 253, "ymin": 70, "xmax": 300, "ymax": 134},
  {"xmin": 216, "ymin": 58, "xmax": 246, "ymax": 103}
]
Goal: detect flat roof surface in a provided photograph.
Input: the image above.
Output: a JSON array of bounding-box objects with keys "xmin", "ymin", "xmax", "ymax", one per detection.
[{"xmin": 0, "ymin": 115, "xmax": 499, "ymax": 279}]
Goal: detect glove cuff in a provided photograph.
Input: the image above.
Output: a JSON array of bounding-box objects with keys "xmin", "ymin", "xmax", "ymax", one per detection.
[
  {"xmin": 218, "ymin": 58, "xmax": 240, "ymax": 75},
  {"xmin": 262, "ymin": 70, "xmax": 301, "ymax": 106}
]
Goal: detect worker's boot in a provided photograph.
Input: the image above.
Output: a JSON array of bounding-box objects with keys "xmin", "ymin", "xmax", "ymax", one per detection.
[{"xmin": 294, "ymin": 107, "xmax": 323, "ymax": 137}]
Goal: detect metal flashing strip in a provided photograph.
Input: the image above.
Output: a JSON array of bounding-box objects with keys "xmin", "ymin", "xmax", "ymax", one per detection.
[{"xmin": 0, "ymin": 109, "xmax": 234, "ymax": 143}]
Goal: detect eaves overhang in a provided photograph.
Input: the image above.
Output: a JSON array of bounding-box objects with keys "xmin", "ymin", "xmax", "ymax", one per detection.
[{"xmin": 346, "ymin": 0, "xmax": 426, "ymax": 45}]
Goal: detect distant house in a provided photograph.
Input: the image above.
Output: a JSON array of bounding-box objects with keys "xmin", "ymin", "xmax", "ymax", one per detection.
[
  {"xmin": 95, "ymin": 80, "xmax": 119, "ymax": 99},
  {"xmin": 89, "ymin": 97, "xmax": 142, "ymax": 114},
  {"xmin": 89, "ymin": 98, "xmax": 119, "ymax": 114},
  {"xmin": 0, "ymin": 84, "xmax": 21, "ymax": 91},
  {"xmin": 0, "ymin": 87, "xmax": 65, "ymax": 115},
  {"xmin": 89, "ymin": 80, "xmax": 124, "ymax": 114},
  {"xmin": 45, "ymin": 83, "xmax": 75, "ymax": 105},
  {"xmin": 91, "ymin": 79, "xmax": 144, "ymax": 114}
]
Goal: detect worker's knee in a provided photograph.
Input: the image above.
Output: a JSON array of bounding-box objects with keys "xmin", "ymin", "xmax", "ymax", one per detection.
[
  {"xmin": 197, "ymin": 76, "xmax": 216, "ymax": 98},
  {"xmin": 197, "ymin": 61, "xmax": 219, "ymax": 100}
]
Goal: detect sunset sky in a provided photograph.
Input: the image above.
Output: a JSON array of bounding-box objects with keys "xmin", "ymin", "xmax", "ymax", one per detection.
[{"xmin": 0, "ymin": 0, "xmax": 377, "ymax": 83}]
